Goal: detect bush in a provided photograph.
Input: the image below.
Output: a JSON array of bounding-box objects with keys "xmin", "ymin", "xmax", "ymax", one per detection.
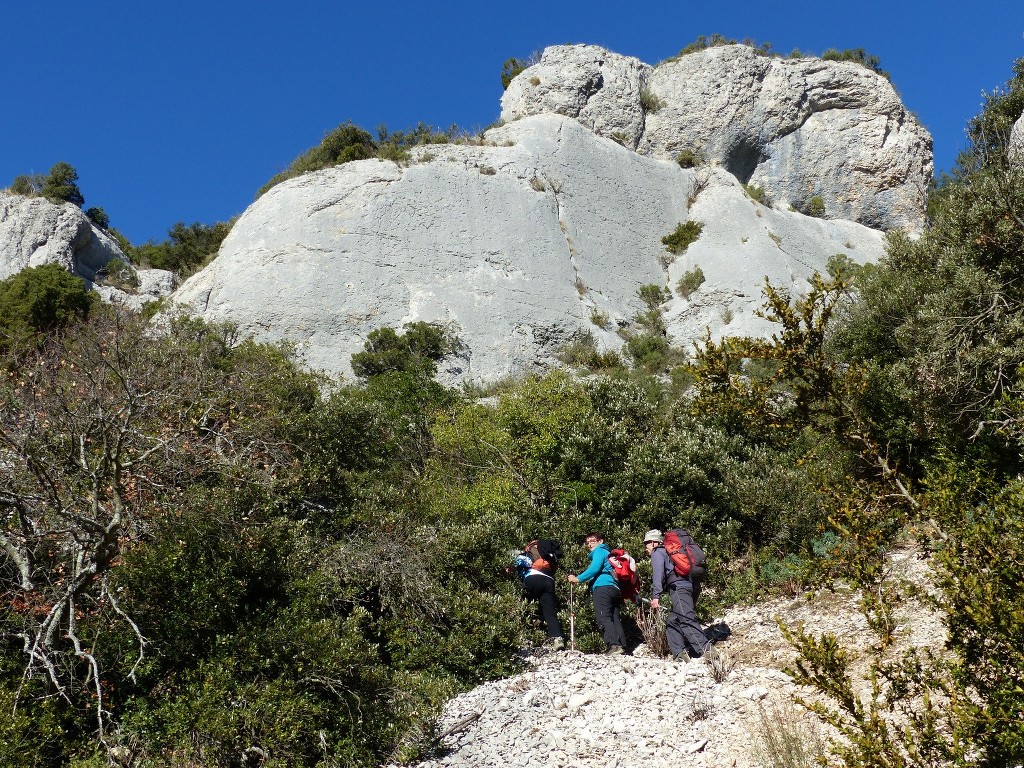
[
  {"xmin": 85, "ymin": 206, "xmax": 109, "ymax": 229},
  {"xmin": 743, "ymin": 183, "xmax": 770, "ymax": 205},
  {"xmin": 9, "ymin": 174, "xmax": 42, "ymax": 196},
  {"xmin": 821, "ymin": 47, "xmax": 889, "ymax": 79},
  {"xmin": 804, "ymin": 195, "xmax": 826, "ymax": 217},
  {"xmin": 676, "ymin": 149, "xmax": 704, "ymax": 168},
  {"xmin": 639, "ymin": 86, "xmax": 666, "ymax": 113},
  {"xmin": 501, "ymin": 57, "xmax": 530, "ymax": 90},
  {"xmin": 661, "ymin": 220, "xmax": 705, "ymax": 255},
  {"xmin": 676, "ymin": 266, "xmax": 706, "ymax": 298},
  {"xmin": 41, "ymin": 162, "xmax": 84, "ymax": 207},
  {"xmin": 0, "ymin": 264, "xmax": 92, "ymax": 352},
  {"xmin": 132, "ymin": 219, "xmax": 233, "ymax": 275}
]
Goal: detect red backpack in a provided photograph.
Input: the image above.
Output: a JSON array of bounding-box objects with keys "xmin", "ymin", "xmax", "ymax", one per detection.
[
  {"xmin": 663, "ymin": 529, "xmax": 707, "ymax": 580},
  {"xmin": 607, "ymin": 548, "xmax": 642, "ymax": 603}
]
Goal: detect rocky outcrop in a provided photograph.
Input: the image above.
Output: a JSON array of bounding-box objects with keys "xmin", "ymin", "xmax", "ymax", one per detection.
[
  {"xmin": 172, "ymin": 115, "xmax": 885, "ymax": 384},
  {"xmin": 502, "ymin": 44, "xmax": 932, "ymax": 232},
  {"xmin": 94, "ymin": 268, "xmax": 178, "ymax": 311},
  {"xmin": 1010, "ymin": 113, "xmax": 1024, "ymax": 162},
  {"xmin": 0, "ymin": 191, "xmax": 123, "ymax": 281}
]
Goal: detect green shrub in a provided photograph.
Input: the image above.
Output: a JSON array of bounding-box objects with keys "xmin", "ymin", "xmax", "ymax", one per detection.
[
  {"xmin": 41, "ymin": 162, "xmax": 84, "ymax": 207},
  {"xmin": 9, "ymin": 174, "xmax": 42, "ymax": 196},
  {"xmin": 0, "ymin": 264, "xmax": 92, "ymax": 352},
  {"xmin": 821, "ymin": 47, "xmax": 889, "ymax": 79},
  {"xmin": 742, "ymin": 183, "xmax": 770, "ymax": 205},
  {"xmin": 98, "ymin": 257, "xmax": 139, "ymax": 291},
  {"xmin": 501, "ymin": 57, "xmax": 530, "ymax": 90},
  {"xmin": 132, "ymin": 219, "xmax": 233, "ymax": 275},
  {"xmin": 676, "ymin": 148, "xmax": 704, "ymax": 168},
  {"xmin": 351, "ymin": 321, "xmax": 459, "ymax": 379},
  {"xmin": 639, "ymin": 86, "xmax": 666, "ymax": 113},
  {"xmin": 676, "ymin": 266, "xmax": 706, "ymax": 298},
  {"xmin": 661, "ymin": 220, "xmax": 705, "ymax": 255},
  {"xmin": 85, "ymin": 206, "xmax": 109, "ymax": 229},
  {"xmin": 805, "ymin": 195, "xmax": 826, "ymax": 217}
]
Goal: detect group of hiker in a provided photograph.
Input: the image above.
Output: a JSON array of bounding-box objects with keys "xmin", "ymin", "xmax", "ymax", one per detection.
[{"xmin": 512, "ymin": 528, "xmax": 709, "ymax": 660}]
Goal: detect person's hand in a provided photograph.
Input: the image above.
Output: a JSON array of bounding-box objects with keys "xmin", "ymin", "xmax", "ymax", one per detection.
[
  {"xmin": 567, "ymin": 574, "xmax": 579, "ymax": 583},
  {"xmin": 650, "ymin": 598, "xmax": 660, "ymax": 610}
]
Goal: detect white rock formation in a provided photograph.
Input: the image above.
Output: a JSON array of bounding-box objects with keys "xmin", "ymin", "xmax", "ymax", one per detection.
[
  {"xmin": 0, "ymin": 191, "xmax": 124, "ymax": 281},
  {"xmin": 1010, "ymin": 112, "xmax": 1024, "ymax": 162},
  {"xmin": 93, "ymin": 268, "xmax": 178, "ymax": 311},
  {"xmin": 172, "ymin": 115, "xmax": 885, "ymax": 384},
  {"xmin": 502, "ymin": 44, "xmax": 932, "ymax": 232}
]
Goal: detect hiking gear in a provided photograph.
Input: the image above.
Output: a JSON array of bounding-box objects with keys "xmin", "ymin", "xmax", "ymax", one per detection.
[
  {"xmin": 663, "ymin": 529, "xmax": 707, "ymax": 580},
  {"xmin": 607, "ymin": 548, "xmax": 642, "ymax": 603},
  {"xmin": 523, "ymin": 572, "xmax": 564, "ymax": 640},
  {"xmin": 673, "ymin": 649, "xmax": 691, "ymax": 663},
  {"xmin": 606, "ymin": 644, "xmax": 625, "ymax": 655},
  {"xmin": 569, "ymin": 583, "xmax": 576, "ymax": 651},
  {"xmin": 643, "ymin": 529, "xmax": 664, "ymax": 544},
  {"xmin": 546, "ymin": 637, "xmax": 565, "ymax": 651},
  {"xmin": 512, "ymin": 552, "xmax": 533, "ymax": 582},
  {"xmin": 526, "ymin": 538, "xmax": 563, "ymax": 575}
]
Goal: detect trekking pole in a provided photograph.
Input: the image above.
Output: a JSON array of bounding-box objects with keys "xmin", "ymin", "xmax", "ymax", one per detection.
[{"xmin": 569, "ymin": 584, "xmax": 576, "ymax": 651}]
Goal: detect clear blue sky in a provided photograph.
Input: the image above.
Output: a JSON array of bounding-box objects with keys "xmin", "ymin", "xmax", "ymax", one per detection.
[{"xmin": 3, "ymin": 1, "xmax": 1023, "ymax": 245}]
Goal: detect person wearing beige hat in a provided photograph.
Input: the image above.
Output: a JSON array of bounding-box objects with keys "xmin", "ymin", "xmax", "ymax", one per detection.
[{"xmin": 644, "ymin": 528, "xmax": 707, "ymax": 661}]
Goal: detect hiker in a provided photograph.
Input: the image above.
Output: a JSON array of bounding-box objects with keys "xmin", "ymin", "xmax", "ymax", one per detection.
[
  {"xmin": 645, "ymin": 528, "xmax": 708, "ymax": 660},
  {"xmin": 566, "ymin": 532, "xmax": 627, "ymax": 655},
  {"xmin": 514, "ymin": 539, "xmax": 565, "ymax": 650}
]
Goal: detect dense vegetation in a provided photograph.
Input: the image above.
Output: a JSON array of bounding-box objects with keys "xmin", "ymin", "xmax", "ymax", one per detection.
[
  {"xmin": 258, "ymin": 122, "xmax": 457, "ymax": 197},
  {"xmin": 2, "ymin": 57, "xmax": 1023, "ymax": 768}
]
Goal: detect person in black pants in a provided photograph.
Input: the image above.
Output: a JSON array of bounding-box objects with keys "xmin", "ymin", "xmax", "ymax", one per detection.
[
  {"xmin": 514, "ymin": 543, "xmax": 565, "ymax": 650},
  {"xmin": 567, "ymin": 532, "xmax": 627, "ymax": 654}
]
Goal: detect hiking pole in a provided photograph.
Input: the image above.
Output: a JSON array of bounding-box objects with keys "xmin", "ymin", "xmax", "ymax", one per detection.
[{"xmin": 569, "ymin": 583, "xmax": 576, "ymax": 651}]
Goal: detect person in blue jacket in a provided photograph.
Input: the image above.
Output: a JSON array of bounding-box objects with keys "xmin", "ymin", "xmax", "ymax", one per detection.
[{"xmin": 566, "ymin": 531, "xmax": 627, "ymax": 655}]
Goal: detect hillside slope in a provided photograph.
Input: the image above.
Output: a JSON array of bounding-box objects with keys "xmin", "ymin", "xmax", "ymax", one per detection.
[{"xmin": 395, "ymin": 551, "xmax": 943, "ymax": 768}]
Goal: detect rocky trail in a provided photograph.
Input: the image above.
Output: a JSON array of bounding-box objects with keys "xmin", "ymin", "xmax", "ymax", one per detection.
[{"xmin": 392, "ymin": 550, "xmax": 944, "ymax": 768}]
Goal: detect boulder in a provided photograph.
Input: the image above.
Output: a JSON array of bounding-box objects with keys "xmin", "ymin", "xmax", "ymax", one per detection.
[
  {"xmin": 172, "ymin": 115, "xmax": 885, "ymax": 384},
  {"xmin": 0, "ymin": 191, "xmax": 124, "ymax": 281},
  {"xmin": 502, "ymin": 44, "xmax": 932, "ymax": 232}
]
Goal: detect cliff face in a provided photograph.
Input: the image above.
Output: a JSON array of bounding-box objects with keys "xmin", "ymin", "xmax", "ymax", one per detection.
[
  {"xmin": 173, "ymin": 114, "xmax": 887, "ymax": 383},
  {"xmin": 166, "ymin": 43, "xmax": 934, "ymax": 383},
  {"xmin": 503, "ymin": 44, "xmax": 933, "ymax": 233},
  {"xmin": 0, "ymin": 192, "xmax": 124, "ymax": 282}
]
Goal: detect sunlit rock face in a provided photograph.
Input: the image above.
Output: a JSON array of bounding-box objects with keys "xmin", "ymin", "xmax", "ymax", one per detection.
[
  {"xmin": 0, "ymin": 192, "xmax": 123, "ymax": 281},
  {"xmin": 503, "ymin": 44, "xmax": 932, "ymax": 232},
  {"xmin": 173, "ymin": 115, "xmax": 886, "ymax": 384}
]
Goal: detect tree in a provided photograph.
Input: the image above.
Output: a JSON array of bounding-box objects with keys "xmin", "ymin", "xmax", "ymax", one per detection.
[
  {"xmin": 0, "ymin": 309, "xmax": 315, "ymax": 749},
  {"xmin": 0, "ymin": 264, "xmax": 93, "ymax": 354},
  {"xmin": 41, "ymin": 162, "xmax": 84, "ymax": 207},
  {"xmin": 501, "ymin": 57, "xmax": 530, "ymax": 90}
]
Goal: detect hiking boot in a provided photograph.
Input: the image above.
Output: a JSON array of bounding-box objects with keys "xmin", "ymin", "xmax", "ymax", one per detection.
[
  {"xmin": 547, "ymin": 637, "xmax": 565, "ymax": 651},
  {"xmin": 606, "ymin": 645, "xmax": 624, "ymax": 655},
  {"xmin": 673, "ymin": 650, "xmax": 691, "ymax": 663}
]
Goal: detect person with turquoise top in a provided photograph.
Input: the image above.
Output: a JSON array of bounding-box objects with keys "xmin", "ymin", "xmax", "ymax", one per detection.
[{"xmin": 566, "ymin": 531, "xmax": 627, "ymax": 654}]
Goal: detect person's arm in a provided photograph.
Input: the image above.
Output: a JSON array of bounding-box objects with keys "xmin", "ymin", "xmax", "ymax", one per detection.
[
  {"xmin": 575, "ymin": 548, "xmax": 605, "ymax": 584},
  {"xmin": 651, "ymin": 548, "xmax": 667, "ymax": 601}
]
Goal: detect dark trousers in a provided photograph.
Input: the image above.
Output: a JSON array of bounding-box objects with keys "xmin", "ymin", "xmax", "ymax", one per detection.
[
  {"xmin": 523, "ymin": 574, "xmax": 563, "ymax": 639},
  {"xmin": 592, "ymin": 585, "xmax": 626, "ymax": 649},
  {"xmin": 666, "ymin": 579, "xmax": 706, "ymax": 657}
]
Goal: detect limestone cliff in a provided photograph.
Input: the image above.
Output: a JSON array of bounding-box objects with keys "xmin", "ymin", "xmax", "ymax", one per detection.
[
  {"xmin": 172, "ymin": 114, "xmax": 888, "ymax": 384},
  {"xmin": 0, "ymin": 191, "xmax": 124, "ymax": 282},
  {"xmin": 503, "ymin": 44, "xmax": 932, "ymax": 233}
]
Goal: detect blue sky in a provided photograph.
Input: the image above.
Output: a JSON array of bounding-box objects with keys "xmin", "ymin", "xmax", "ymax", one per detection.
[{"xmin": 3, "ymin": 1, "xmax": 1023, "ymax": 245}]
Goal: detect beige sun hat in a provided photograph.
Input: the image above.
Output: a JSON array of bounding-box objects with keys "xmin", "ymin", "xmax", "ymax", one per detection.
[{"xmin": 643, "ymin": 529, "xmax": 664, "ymax": 544}]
